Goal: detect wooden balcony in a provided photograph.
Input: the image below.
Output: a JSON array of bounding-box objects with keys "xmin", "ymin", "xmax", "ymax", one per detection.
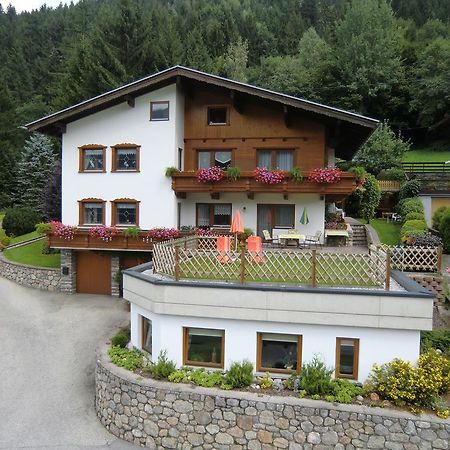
[
  {"xmin": 172, "ymin": 171, "xmax": 356, "ymax": 199},
  {"xmin": 48, "ymin": 230, "xmax": 156, "ymax": 252}
]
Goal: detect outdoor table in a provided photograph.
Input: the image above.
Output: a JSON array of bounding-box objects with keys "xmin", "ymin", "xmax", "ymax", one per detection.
[
  {"xmin": 278, "ymin": 233, "xmax": 305, "ymax": 247},
  {"xmin": 382, "ymin": 212, "xmax": 394, "ymax": 222},
  {"xmin": 324, "ymin": 229, "xmax": 349, "ymax": 245}
]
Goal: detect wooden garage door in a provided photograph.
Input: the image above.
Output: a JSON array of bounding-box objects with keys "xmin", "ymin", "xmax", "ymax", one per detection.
[
  {"xmin": 76, "ymin": 251, "xmax": 111, "ymax": 295},
  {"xmin": 431, "ymin": 198, "xmax": 450, "ymax": 218}
]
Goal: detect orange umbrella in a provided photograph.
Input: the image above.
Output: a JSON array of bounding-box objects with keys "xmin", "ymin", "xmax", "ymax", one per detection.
[{"xmin": 230, "ymin": 210, "xmax": 244, "ymax": 250}]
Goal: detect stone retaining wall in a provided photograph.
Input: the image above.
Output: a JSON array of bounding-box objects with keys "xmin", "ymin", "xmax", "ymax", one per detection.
[
  {"xmin": 0, "ymin": 252, "xmax": 60, "ymax": 291},
  {"xmin": 95, "ymin": 344, "xmax": 450, "ymax": 449},
  {"xmin": 408, "ymin": 274, "xmax": 444, "ymax": 302}
]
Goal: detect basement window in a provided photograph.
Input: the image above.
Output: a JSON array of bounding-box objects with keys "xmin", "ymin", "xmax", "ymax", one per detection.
[
  {"xmin": 257, "ymin": 333, "xmax": 302, "ymax": 373},
  {"xmin": 183, "ymin": 327, "xmax": 224, "ymax": 368},
  {"xmin": 141, "ymin": 316, "xmax": 152, "ymax": 357},
  {"xmin": 336, "ymin": 337, "xmax": 359, "ymax": 380}
]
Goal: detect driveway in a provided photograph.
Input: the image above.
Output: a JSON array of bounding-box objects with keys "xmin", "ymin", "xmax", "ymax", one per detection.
[{"xmin": 0, "ymin": 277, "xmax": 137, "ymax": 450}]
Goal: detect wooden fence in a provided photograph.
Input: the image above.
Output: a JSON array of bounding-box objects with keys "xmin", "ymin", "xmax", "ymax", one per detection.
[
  {"xmin": 377, "ymin": 180, "xmax": 400, "ymax": 191},
  {"xmin": 153, "ymin": 237, "xmax": 389, "ymax": 289},
  {"xmin": 401, "ymin": 162, "xmax": 450, "ymax": 173}
]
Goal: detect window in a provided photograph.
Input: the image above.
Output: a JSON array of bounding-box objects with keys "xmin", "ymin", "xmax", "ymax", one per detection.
[
  {"xmin": 141, "ymin": 316, "xmax": 152, "ymax": 357},
  {"xmin": 78, "ymin": 199, "xmax": 105, "ymax": 225},
  {"xmin": 150, "ymin": 101, "xmax": 169, "ymax": 121},
  {"xmin": 112, "ymin": 199, "xmax": 139, "ymax": 226},
  {"xmin": 257, "ymin": 150, "xmax": 294, "ymax": 171},
  {"xmin": 111, "ymin": 144, "xmax": 140, "ymax": 172},
  {"xmin": 183, "ymin": 327, "xmax": 224, "ymax": 368},
  {"xmin": 79, "ymin": 145, "xmax": 106, "ymax": 172},
  {"xmin": 197, "ymin": 150, "xmax": 232, "ymax": 169},
  {"xmin": 178, "ymin": 147, "xmax": 183, "ymax": 170},
  {"xmin": 336, "ymin": 338, "xmax": 359, "ymax": 380},
  {"xmin": 257, "ymin": 204, "xmax": 295, "ymax": 236},
  {"xmin": 257, "ymin": 333, "xmax": 302, "ymax": 373},
  {"xmin": 207, "ymin": 106, "xmax": 228, "ymax": 125},
  {"xmin": 196, "ymin": 203, "xmax": 232, "ymax": 227}
]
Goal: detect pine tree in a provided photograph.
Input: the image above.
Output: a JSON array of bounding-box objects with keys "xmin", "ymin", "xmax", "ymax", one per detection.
[{"xmin": 15, "ymin": 133, "xmax": 58, "ymax": 214}]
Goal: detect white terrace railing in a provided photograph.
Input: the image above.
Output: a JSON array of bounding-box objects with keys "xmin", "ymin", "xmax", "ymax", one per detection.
[{"xmin": 153, "ymin": 236, "xmax": 389, "ymax": 289}]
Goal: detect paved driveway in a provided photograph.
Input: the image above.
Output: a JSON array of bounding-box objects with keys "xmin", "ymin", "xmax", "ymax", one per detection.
[{"xmin": 0, "ymin": 277, "xmax": 137, "ymax": 450}]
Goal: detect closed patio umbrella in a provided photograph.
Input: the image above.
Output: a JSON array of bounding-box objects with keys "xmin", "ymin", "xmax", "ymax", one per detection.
[
  {"xmin": 299, "ymin": 207, "xmax": 309, "ymax": 225},
  {"xmin": 230, "ymin": 210, "xmax": 244, "ymax": 250}
]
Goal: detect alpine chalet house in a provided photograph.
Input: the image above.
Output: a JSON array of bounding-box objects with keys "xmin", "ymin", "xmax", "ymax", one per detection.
[{"xmin": 27, "ymin": 67, "xmax": 433, "ymax": 380}]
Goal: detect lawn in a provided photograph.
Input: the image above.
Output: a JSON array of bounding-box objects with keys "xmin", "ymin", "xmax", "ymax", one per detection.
[
  {"xmin": 402, "ymin": 148, "xmax": 450, "ymax": 162},
  {"xmin": 3, "ymin": 239, "xmax": 60, "ymax": 268},
  {"xmin": 9, "ymin": 230, "xmax": 41, "ymax": 245},
  {"xmin": 369, "ymin": 219, "xmax": 401, "ymax": 246}
]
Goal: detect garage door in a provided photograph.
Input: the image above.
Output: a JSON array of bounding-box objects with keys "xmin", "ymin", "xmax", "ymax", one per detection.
[
  {"xmin": 76, "ymin": 251, "xmax": 111, "ymax": 295},
  {"xmin": 431, "ymin": 197, "xmax": 450, "ymax": 218}
]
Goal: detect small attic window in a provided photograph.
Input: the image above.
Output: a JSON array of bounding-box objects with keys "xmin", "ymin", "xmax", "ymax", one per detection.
[
  {"xmin": 150, "ymin": 101, "xmax": 169, "ymax": 121},
  {"xmin": 207, "ymin": 106, "xmax": 228, "ymax": 125}
]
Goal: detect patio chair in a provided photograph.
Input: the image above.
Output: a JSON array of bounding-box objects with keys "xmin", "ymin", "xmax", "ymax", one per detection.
[
  {"xmin": 262, "ymin": 229, "xmax": 278, "ymax": 247},
  {"xmin": 304, "ymin": 231, "xmax": 322, "ymax": 248}
]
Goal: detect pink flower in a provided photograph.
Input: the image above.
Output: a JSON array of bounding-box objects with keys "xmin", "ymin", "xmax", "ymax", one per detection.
[
  {"xmin": 197, "ymin": 166, "xmax": 224, "ymax": 183},
  {"xmin": 446, "ymin": 267, "xmax": 450, "ymax": 274},
  {"xmin": 50, "ymin": 221, "xmax": 76, "ymax": 240},
  {"xmin": 144, "ymin": 228, "xmax": 181, "ymax": 242},
  {"xmin": 89, "ymin": 226, "xmax": 119, "ymax": 242},
  {"xmin": 308, "ymin": 167, "xmax": 341, "ymax": 184},
  {"xmin": 254, "ymin": 167, "xmax": 285, "ymax": 184}
]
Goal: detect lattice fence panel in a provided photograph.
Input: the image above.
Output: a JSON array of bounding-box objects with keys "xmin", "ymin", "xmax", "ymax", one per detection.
[
  {"xmin": 179, "ymin": 249, "xmax": 241, "ymax": 281},
  {"xmin": 316, "ymin": 252, "xmax": 383, "ymax": 287},
  {"xmin": 368, "ymin": 245, "xmax": 388, "ymax": 287},
  {"xmin": 380, "ymin": 245, "xmax": 439, "ymax": 272},
  {"xmin": 153, "ymin": 242, "xmax": 176, "ymax": 276},
  {"xmin": 197, "ymin": 236, "xmax": 220, "ymax": 251},
  {"xmin": 244, "ymin": 250, "xmax": 313, "ymax": 284}
]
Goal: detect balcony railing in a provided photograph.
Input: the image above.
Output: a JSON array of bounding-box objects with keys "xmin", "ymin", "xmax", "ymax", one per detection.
[
  {"xmin": 378, "ymin": 180, "xmax": 400, "ymax": 192},
  {"xmin": 171, "ymin": 171, "xmax": 356, "ymax": 197},
  {"xmin": 401, "ymin": 162, "xmax": 450, "ymax": 173}
]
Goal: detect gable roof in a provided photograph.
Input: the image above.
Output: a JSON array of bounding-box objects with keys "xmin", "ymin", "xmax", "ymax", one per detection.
[{"xmin": 25, "ymin": 65, "xmax": 379, "ymax": 157}]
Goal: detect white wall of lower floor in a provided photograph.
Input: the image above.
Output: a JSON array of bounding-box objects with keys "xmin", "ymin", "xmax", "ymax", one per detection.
[{"xmin": 130, "ymin": 303, "xmax": 420, "ymax": 383}]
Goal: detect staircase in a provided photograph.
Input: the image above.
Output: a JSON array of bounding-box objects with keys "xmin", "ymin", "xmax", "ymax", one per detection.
[{"xmin": 351, "ymin": 224, "xmax": 368, "ymax": 247}]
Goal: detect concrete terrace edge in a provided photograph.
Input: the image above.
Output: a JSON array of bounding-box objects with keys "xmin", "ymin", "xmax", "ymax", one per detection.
[{"xmin": 95, "ymin": 341, "xmax": 450, "ymax": 449}]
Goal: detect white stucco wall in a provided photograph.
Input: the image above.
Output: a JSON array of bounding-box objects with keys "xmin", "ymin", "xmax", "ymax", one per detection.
[
  {"xmin": 419, "ymin": 195, "xmax": 432, "ymax": 227},
  {"xmin": 61, "ymin": 84, "xmax": 181, "ymax": 228},
  {"xmin": 130, "ymin": 304, "xmax": 420, "ymax": 382},
  {"xmin": 179, "ymin": 193, "xmax": 325, "ymax": 240}
]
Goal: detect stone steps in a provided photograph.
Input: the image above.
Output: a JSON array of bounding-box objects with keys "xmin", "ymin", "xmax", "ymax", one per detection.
[{"xmin": 350, "ymin": 224, "xmax": 368, "ymax": 246}]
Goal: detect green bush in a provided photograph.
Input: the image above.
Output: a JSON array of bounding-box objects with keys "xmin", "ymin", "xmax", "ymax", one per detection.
[
  {"xmin": 226, "ymin": 166, "xmax": 241, "ymax": 181},
  {"xmin": 168, "ymin": 369, "xmax": 189, "ymax": 383},
  {"xmin": 398, "ymin": 197, "xmax": 424, "ymax": 218},
  {"xmin": 421, "ymin": 330, "xmax": 450, "ymax": 356},
  {"xmin": 225, "ymin": 360, "xmax": 254, "ymax": 388},
  {"xmin": 289, "ymin": 166, "xmax": 303, "ymax": 183},
  {"xmin": 35, "ymin": 222, "xmax": 51, "ymax": 234},
  {"xmin": 377, "ymin": 168, "xmax": 405, "ymax": 181},
  {"xmin": 111, "ymin": 330, "xmax": 130, "ymax": 348},
  {"xmin": 2, "ymin": 207, "xmax": 41, "ymax": 237},
  {"xmin": 439, "ymin": 210, "xmax": 450, "ymax": 253},
  {"xmin": 190, "ymin": 368, "xmax": 224, "ymax": 387},
  {"xmin": 108, "ymin": 346, "xmax": 144, "ymax": 371},
  {"xmin": 298, "ymin": 356, "xmax": 333, "ymax": 395},
  {"xmin": 399, "ymin": 179, "xmax": 421, "ymax": 200},
  {"xmin": 404, "ymin": 212, "xmax": 425, "ymax": 222},
  {"xmin": 151, "ymin": 350, "xmax": 176, "ymax": 379},
  {"xmin": 401, "ymin": 219, "xmax": 427, "ymax": 235},
  {"xmin": 432, "ymin": 206, "xmax": 450, "ymax": 230},
  {"xmin": 331, "ymin": 379, "xmax": 362, "ymax": 404},
  {"xmin": 0, "ymin": 229, "xmax": 11, "ymax": 247},
  {"xmin": 123, "ymin": 226, "xmax": 141, "ymax": 238}
]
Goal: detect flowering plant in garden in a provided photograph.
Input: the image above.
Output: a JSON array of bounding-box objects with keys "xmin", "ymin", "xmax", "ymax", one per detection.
[
  {"xmin": 197, "ymin": 166, "xmax": 224, "ymax": 183},
  {"xmin": 89, "ymin": 225, "xmax": 119, "ymax": 242},
  {"xmin": 195, "ymin": 227, "xmax": 214, "ymax": 236},
  {"xmin": 308, "ymin": 167, "xmax": 341, "ymax": 184},
  {"xmin": 143, "ymin": 227, "xmax": 181, "ymax": 242},
  {"xmin": 49, "ymin": 221, "xmax": 76, "ymax": 240},
  {"xmin": 253, "ymin": 167, "xmax": 285, "ymax": 184}
]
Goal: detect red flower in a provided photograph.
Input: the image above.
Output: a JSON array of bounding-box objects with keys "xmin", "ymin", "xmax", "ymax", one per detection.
[{"xmin": 308, "ymin": 167, "xmax": 341, "ymax": 184}]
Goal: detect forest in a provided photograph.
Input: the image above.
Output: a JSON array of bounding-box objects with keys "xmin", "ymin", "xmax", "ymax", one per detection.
[{"xmin": 0, "ymin": 0, "xmax": 449, "ymax": 209}]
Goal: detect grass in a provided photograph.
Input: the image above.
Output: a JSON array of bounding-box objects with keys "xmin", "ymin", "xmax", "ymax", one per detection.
[
  {"xmin": 177, "ymin": 252, "xmax": 379, "ymax": 287},
  {"xmin": 402, "ymin": 148, "xmax": 450, "ymax": 163},
  {"xmin": 3, "ymin": 239, "xmax": 60, "ymax": 268},
  {"xmin": 9, "ymin": 230, "xmax": 41, "ymax": 245},
  {"xmin": 368, "ymin": 219, "xmax": 401, "ymax": 246}
]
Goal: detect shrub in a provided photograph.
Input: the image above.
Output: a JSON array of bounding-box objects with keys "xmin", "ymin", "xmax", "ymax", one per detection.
[
  {"xmin": 165, "ymin": 166, "xmax": 179, "ymax": 177},
  {"xmin": 439, "ymin": 210, "xmax": 450, "ymax": 253},
  {"xmin": 35, "ymin": 222, "xmax": 51, "ymax": 234},
  {"xmin": 349, "ymin": 166, "xmax": 367, "ymax": 185},
  {"xmin": 189, "ymin": 368, "xmax": 224, "ymax": 387},
  {"xmin": 404, "ymin": 212, "xmax": 425, "ymax": 222},
  {"xmin": 123, "ymin": 226, "xmax": 141, "ymax": 238},
  {"xmin": 359, "ymin": 174, "xmax": 381, "ymax": 222},
  {"xmin": 108, "ymin": 346, "xmax": 144, "ymax": 371},
  {"xmin": 0, "ymin": 229, "xmax": 11, "ymax": 247},
  {"xmin": 168, "ymin": 369, "xmax": 189, "ymax": 383},
  {"xmin": 298, "ymin": 356, "xmax": 333, "ymax": 396},
  {"xmin": 421, "ymin": 330, "xmax": 450, "ymax": 356},
  {"xmin": 225, "ymin": 360, "xmax": 254, "ymax": 388},
  {"xmin": 410, "ymin": 233, "xmax": 442, "ymax": 248},
  {"xmin": 151, "ymin": 350, "xmax": 176, "ymax": 379},
  {"xmin": 432, "ymin": 206, "xmax": 450, "ymax": 230},
  {"xmin": 398, "ymin": 197, "xmax": 424, "ymax": 218},
  {"xmin": 399, "ymin": 179, "xmax": 421, "ymax": 200},
  {"xmin": 331, "ymin": 379, "xmax": 362, "ymax": 404},
  {"xmin": 400, "ymin": 219, "xmax": 427, "ymax": 242},
  {"xmin": 377, "ymin": 168, "xmax": 405, "ymax": 181},
  {"xmin": 111, "ymin": 330, "xmax": 129, "ymax": 348},
  {"xmin": 258, "ymin": 372, "xmax": 274, "ymax": 389},
  {"xmin": 2, "ymin": 207, "xmax": 41, "ymax": 237}
]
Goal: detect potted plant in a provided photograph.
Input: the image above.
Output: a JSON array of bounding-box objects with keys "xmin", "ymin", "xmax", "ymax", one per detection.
[
  {"xmin": 165, "ymin": 166, "xmax": 179, "ymax": 177},
  {"xmin": 226, "ymin": 166, "xmax": 241, "ymax": 181},
  {"xmin": 143, "ymin": 227, "xmax": 181, "ymax": 243},
  {"xmin": 254, "ymin": 167, "xmax": 285, "ymax": 184},
  {"xmin": 89, "ymin": 225, "xmax": 119, "ymax": 242},
  {"xmin": 308, "ymin": 167, "xmax": 341, "ymax": 184},
  {"xmin": 197, "ymin": 166, "xmax": 224, "ymax": 183},
  {"xmin": 50, "ymin": 221, "xmax": 76, "ymax": 240},
  {"xmin": 289, "ymin": 167, "xmax": 303, "ymax": 183}
]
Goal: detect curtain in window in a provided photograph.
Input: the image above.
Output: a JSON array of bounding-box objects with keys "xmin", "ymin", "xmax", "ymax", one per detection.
[
  {"xmin": 257, "ymin": 150, "xmax": 271, "ymax": 168},
  {"xmin": 117, "ymin": 203, "xmax": 136, "ymax": 224},
  {"xmin": 84, "ymin": 149, "xmax": 103, "ymax": 170},
  {"xmin": 198, "ymin": 152, "xmax": 211, "ymax": 169},
  {"xmin": 276, "ymin": 150, "xmax": 293, "ymax": 171},
  {"xmin": 214, "ymin": 151, "xmax": 231, "ymax": 169},
  {"xmin": 197, "ymin": 204, "xmax": 210, "ymax": 226},
  {"xmin": 213, "ymin": 204, "xmax": 231, "ymax": 226},
  {"xmin": 117, "ymin": 148, "xmax": 136, "ymax": 170},
  {"xmin": 84, "ymin": 203, "xmax": 102, "ymax": 224},
  {"xmin": 275, "ymin": 205, "xmax": 294, "ymax": 227}
]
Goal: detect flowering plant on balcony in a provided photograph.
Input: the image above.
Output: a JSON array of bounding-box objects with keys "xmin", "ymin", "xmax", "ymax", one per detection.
[
  {"xmin": 49, "ymin": 221, "xmax": 76, "ymax": 240},
  {"xmin": 197, "ymin": 166, "xmax": 224, "ymax": 183},
  {"xmin": 253, "ymin": 167, "xmax": 285, "ymax": 184},
  {"xmin": 143, "ymin": 227, "xmax": 181, "ymax": 242},
  {"xmin": 89, "ymin": 225, "xmax": 119, "ymax": 242},
  {"xmin": 195, "ymin": 227, "xmax": 214, "ymax": 236},
  {"xmin": 308, "ymin": 167, "xmax": 341, "ymax": 184}
]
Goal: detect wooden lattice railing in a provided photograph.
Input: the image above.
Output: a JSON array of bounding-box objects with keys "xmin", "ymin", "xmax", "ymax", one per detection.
[
  {"xmin": 378, "ymin": 245, "xmax": 442, "ymax": 272},
  {"xmin": 154, "ymin": 237, "xmax": 390, "ymax": 288}
]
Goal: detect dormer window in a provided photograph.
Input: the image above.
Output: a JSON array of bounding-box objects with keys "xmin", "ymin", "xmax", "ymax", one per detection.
[
  {"xmin": 111, "ymin": 144, "xmax": 140, "ymax": 172},
  {"xmin": 79, "ymin": 145, "xmax": 106, "ymax": 172},
  {"xmin": 207, "ymin": 106, "xmax": 228, "ymax": 125},
  {"xmin": 150, "ymin": 101, "xmax": 169, "ymax": 121}
]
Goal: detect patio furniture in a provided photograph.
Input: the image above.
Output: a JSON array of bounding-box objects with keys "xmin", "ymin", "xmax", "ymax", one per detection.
[
  {"xmin": 304, "ymin": 231, "xmax": 322, "ymax": 248},
  {"xmin": 216, "ymin": 235, "xmax": 232, "ymax": 263},
  {"xmin": 278, "ymin": 232, "xmax": 305, "ymax": 247},
  {"xmin": 324, "ymin": 229, "xmax": 348, "ymax": 246},
  {"xmin": 262, "ymin": 229, "xmax": 278, "ymax": 246},
  {"xmin": 382, "ymin": 211, "xmax": 394, "ymax": 222},
  {"xmin": 247, "ymin": 235, "xmax": 264, "ymax": 262}
]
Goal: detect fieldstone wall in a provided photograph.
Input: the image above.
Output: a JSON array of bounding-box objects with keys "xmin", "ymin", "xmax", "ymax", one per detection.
[
  {"xmin": 95, "ymin": 344, "xmax": 450, "ymax": 450},
  {"xmin": 0, "ymin": 252, "xmax": 60, "ymax": 291},
  {"xmin": 60, "ymin": 249, "xmax": 75, "ymax": 294}
]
